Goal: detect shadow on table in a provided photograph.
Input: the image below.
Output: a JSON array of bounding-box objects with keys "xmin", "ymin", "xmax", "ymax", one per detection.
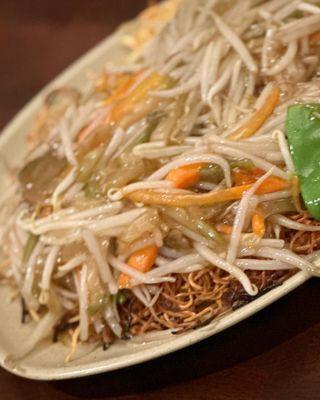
[{"xmin": 53, "ymin": 278, "xmax": 320, "ymax": 398}]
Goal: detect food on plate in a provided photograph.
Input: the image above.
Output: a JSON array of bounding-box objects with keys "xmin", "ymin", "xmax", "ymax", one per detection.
[{"xmin": 1, "ymin": 0, "xmax": 320, "ymax": 361}]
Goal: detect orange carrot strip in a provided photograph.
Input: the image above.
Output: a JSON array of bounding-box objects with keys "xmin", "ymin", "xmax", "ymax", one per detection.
[
  {"xmin": 229, "ymin": 85, "xmax": 280, "ymax": 140},
  {"xmin": 233, "ymin": 168, "xmax": 289, "ymax": 192},
  {"xmin": 258, "ymin": 176, "xmax": 289, "ymax": 193},
  {"xmin": 127, "ymin": 177, "xmax": 290, "ymax": 207},
  {"xmin": 233, "ymin": 169, "xmax": 255, "ymax": 186},
  {"xmin": 96, "ymin": 72, "xmax": 131, "ymax": 93},
  {"xmin": 117, "ymin": 274, "xmax": 131, "ymax": 290},
  {"xmin": 127, "ymin": 184, "xmax": 249, "ymax": 207},
  {"xmin": 127, "ymin": 245, "xmax": 159, "ymax": 271},
  {"xmin": 109, "ymin": 72, "xmax": 171, "ymax": 127},
  {"xmin": 166, "ymin": 163, "xmax": 204, "ymax": 189},
  {"xmin": 310, "ymin": 31, "xmax": 320, "ymax": 43},
  {"xmin": 252, "ymin": 211, "xmax": 265, "ymax": 237},
  {"xmin": 215, "ymin": 223, "xmax": 233, "ymax": 235},
  {"xmin": 118, "ymin": 245, "xmax": 159, "ymax": 289},
  {"xmin": 104, "ymin": 77, "xmax": 134, "ymax": 105},
  {"xmin": 104, "ymin": 72, "xmax": 143, "ymax": 106}
]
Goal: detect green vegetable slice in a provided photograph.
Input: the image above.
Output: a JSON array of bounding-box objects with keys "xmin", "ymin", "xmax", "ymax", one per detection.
[
  {"xmin": 161, "ymin": 206, "xmax": 224, "ymax": 244},
  {"xmin": 23, "ymin": 234, "xmax": 39, "ymax": 263},
  {"xmin": 286, "ymin": 104, "xmax": 320, "ymax": 220},
  {"xmin": 88, "ymin": 294, "xmax": 109, "ymax": 316}
]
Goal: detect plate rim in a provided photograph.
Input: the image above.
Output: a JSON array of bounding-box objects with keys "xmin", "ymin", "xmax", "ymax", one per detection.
[
  {"xmin": 0, "ymin": 271, "xmax": 309, "ymax": 381},
  {"xmin": 0, "ymin": 23, "xmax": 311, "ymax": 381}
]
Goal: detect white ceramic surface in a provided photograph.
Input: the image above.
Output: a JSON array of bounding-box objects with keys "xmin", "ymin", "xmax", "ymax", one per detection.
[{"xmin": 0, "ymin": 24, "xmax": 311, "ymax": 381}]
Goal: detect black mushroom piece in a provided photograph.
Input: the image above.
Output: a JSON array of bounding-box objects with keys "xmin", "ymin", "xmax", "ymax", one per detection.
[{"xmin": 18, "ymin": 152, "xmax": 67, "ymax": 206}]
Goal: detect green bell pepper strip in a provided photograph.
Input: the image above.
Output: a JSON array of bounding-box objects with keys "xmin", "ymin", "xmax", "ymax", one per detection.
[{"xmin": 286, "ymin": 104, "xmax": 320, "ymax": 220}]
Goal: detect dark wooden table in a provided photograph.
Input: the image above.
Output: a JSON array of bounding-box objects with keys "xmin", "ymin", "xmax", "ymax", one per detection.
[{"xmin": 1, "ymin": 1, "xmax": 320, "ymax": 399}]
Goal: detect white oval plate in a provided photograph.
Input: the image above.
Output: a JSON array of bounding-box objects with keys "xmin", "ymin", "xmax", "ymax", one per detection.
[{"xmin": 0, "ymin": 23, "xmax": 311, "ymax": 381}]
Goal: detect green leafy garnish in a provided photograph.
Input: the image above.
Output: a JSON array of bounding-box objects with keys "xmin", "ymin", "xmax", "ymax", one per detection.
[{"xmin": 286, "ymin": 104, "xmax": 320, "ymax": 220}]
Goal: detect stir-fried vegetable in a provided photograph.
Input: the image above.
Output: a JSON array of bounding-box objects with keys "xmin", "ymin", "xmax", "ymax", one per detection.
[
  {"xmin": 86, "ymin": 257, "xmax": 110, "ymax": 316},
  {"xmin": 166, "ymin": 163, "xmax": 204, "ymax": 189},
  {"xmin": 165, "ymin": 160, "xmax": 257, "ymax": 189},
  {"xmin": 233, "ymin": 168, "xmax": 289, "ymax": 192},
  {"xmin": 81, "ymin": 114, "xmax": 161, "ymax": 197},
  {"xmin": 127, "ymin": 184, "xmax": 250, "ymax": 206},
  {"xmin": 77, "ymin": 147, "xmax": 105, "ymax": 183},
  {"xmin": 120, "ymin": 208, "xmax": 160, "ymax": 244},
  {"xmin": 127, "ymin": 179, "xmax": 290, "ymax": 207},
  {"xmin": 76, "ymin": 124, "xmax": 113, "ymax": 161},
  {"xmin": 45, "ymin": 87, "xmax": 80, "ymax": 111},
  {"xmin": 251, "ymin": 211, "xmax": 265, "ymax": 237},
  {"xmin": 199, "ymin": 164, "xmax": 224, "ymax": 183},
  {"xmin": 215, "ymin": 223, "xmax": 233, "ymax": 235},
  {"xmin": 84, "ymin": 152, "xmax": 146, "ymax": 198},
  {"xmin": 5, "ymin": 0, "xmax": 320, "ymax": 357},
  {"xmin": 257, "ymin": 198, "xmax": 296, "ymax": 218},
  {"xmin": 115, "ymin": 291, "xmax": 127, "ymax": 305},
  {"xmin": 102, "ymin": 154, "xmax": 146, "ymax": 194},
  {"xmin": 129, "ymin": 112, "xmax": 162, "ymax": 150},
  {"xmin": 104, "ymin": 71, "xmax": 144, "ymax": 106},
  {"xmin": 122, "ymin": 0, "xmax": 182, "ymax": 55},
  {"xmin": 199, "ymin": 160, "xmax": 253, "ymax": 185},
  {"xmin": 310, "ymin": 31, "xmax": 320, "ymax": 43},
  {"xmin": 19, "ymin": 153, "xmax": 68, "ymax": 205},
  {"xmin": 152, "ymin": 94, "xmax": 187, "ymax": 143},
  {"xmin": 22, "ymin": 234, "xmax": 39, "ymax": 263},
  {"xmin": 229, "ymin": 85, "xmax": 280, "ymax": 140},
  {"xmin": 29, "ymin": 87, "xmax": 80, "ymax": 146},
  {"xmin": 118, "ymin": 245, "xmax": 159, "ymax": 289},
  {"xmin": 88, "ymin": 294, "xmax": 109, "ymax": 316},
  {"xmin": 291, "ymin": 174, "xmax": 304, "ymax": 213},
  {"xmin": 286, "ymin": 104, "xmax": 320, "ymax": 220},
  {"xmin": 162, "ymin": 206, "xmax": 224, "ymax": 244},
  {"xmin": 108, "ymin": 72, "xmax": 172, "ymax": 128}
]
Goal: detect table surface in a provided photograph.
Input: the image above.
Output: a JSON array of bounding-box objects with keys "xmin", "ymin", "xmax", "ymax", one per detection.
[{"xmin": 1, "ymin": 1, "xmax": 320, "ymax": 399}]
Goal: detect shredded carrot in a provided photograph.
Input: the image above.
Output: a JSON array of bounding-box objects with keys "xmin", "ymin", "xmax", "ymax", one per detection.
[
  {"xmin": 233, "ymin": 169, "xmax": 255, "ymax": 186},
  {"xmin": 258, "ymin": 176, "xmax": 289, "ymax": 193},
  {"xmin": 166, "ymin": 163, "xmax": 204, "ymax": 189},
  {"xmin": 127, "ymin": 244, "xmax": 158, "ymax": 271},
  {"xmin": 118, "ymin": 245, "xmax": 159, "ymax": 289},
  {"xmin": 310, "ymin": 31, "xmax": 320, "ymax": 43},
  {"xmin": 108, "ymin": 72, "xmax": 171, "ymax": 127},
  {"xmin": 229, "ymin": 85, "xmax": 280, "ymax": 140},
  {"xmin": 77, "ymin": 71, "xmax": 144, "ymax": 143},
  {"xmin": 104, "ymin": 77, "xmax": 135, "ymax": 105},
  {"xmin": 252, "ymin": 211, "xmax": 265, "ymax": 237},
  {"xmin": 233, "ymin": 168, "xmax": 289, "ymax": 192},
  {"xmin": 128, "ymin": 184, "xmax": 244, "ymax": 207},
  {"xmin": 117, "ymin": 273, "xmax": 131, "ymax": 290},
  {"xmin": 104, "ymin": 72, "xmax": 144, "ymax": 106},
  {"xmin": 215, "ymin": 223, "xmax": 233, "ymax": 235},
  {"xmin": 77, "ymin": 127, "xmax": 92, "ymax": 144},
  {"xmin": 96, "ymin": 72, "xmax": 130, "ymax": 94},
  {"xmin": 127, "ymin": 173, "xmax": 290, "ymax": 206}
]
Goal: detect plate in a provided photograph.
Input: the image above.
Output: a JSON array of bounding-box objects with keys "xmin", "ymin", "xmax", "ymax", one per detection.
[{"xmin": 0, "ymin": 22, "xmax": 311, "ymax": 381}]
